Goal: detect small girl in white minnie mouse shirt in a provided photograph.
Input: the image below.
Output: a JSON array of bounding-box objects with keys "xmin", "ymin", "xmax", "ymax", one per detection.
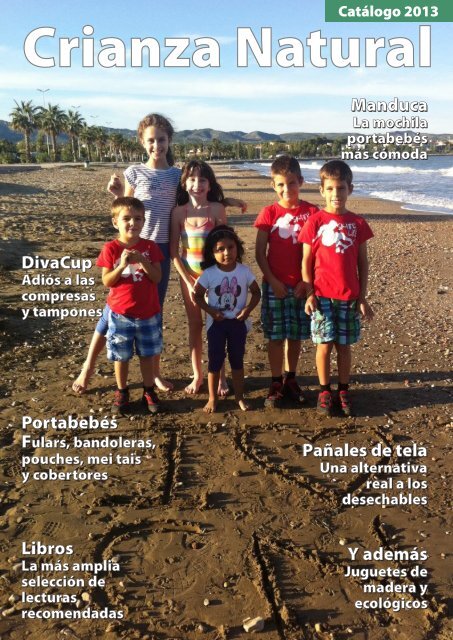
[{"xmin": 193, "ymin": 226, "xmax": 261, "ymax": 413}]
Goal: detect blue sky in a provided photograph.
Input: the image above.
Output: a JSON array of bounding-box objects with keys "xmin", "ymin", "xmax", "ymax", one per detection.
[{"xmin": 0, "ymin": 0, "xmax": 451, "ymax": 134}]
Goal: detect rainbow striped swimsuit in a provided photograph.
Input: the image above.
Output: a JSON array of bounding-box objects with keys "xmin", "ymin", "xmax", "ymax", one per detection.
[{"xmin": 180, "ymin": 210, "xmax": 215, "ymax": 277}]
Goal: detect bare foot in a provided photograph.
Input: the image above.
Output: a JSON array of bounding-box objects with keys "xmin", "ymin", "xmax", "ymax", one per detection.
[
  {"xmin": 72, "ymin": 365, "xmax": 94, "ymax": 395},
  {"xmin": 185, "ymin": 377, "xmax": 203, "ymax": 394},
  {"xmin": 218, "ymin": 378, "xmax": 230, "ymax": 397},
  {"xmin": 238, "ymin": 399, "xmax": 250, "ymax": 411},
  {"xmin": 154, "ymin": 375, "xmax": 174, "ymax": 392},
  {"xmin": 203, "ymin": 399, "xmax": 217, "ymax": 413}
]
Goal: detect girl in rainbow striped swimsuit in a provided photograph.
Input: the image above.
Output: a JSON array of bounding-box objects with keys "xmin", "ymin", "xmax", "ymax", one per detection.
[{"xmin": 170, "ymin": 161, "xmax": 231, "ymax": 395}]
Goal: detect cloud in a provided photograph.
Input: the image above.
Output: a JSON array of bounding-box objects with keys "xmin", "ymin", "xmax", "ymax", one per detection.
[
  {"xmin": 0, "ymin": 56, "xmax": 451, "ymax": 133},
  {"xmin": 0, "ymin": 45, "xmax": 15, "ymax": 54},
  {"xmin": 173, "ymin": 34, "xmax": 236, "ymax": 45}
]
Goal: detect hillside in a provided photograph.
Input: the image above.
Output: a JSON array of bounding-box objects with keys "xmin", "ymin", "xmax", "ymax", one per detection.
[{"xmin": 1, "ymin": 120, "xmax": 451, "ymax": 145}]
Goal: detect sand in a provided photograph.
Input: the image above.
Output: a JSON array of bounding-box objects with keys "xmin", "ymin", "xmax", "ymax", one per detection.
[{"xmin": 0, "ymin": 164, "xmax": 451, "ymax": 639}]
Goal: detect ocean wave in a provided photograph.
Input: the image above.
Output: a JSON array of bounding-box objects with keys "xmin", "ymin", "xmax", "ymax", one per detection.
[
  {"xmin": 369, "ymin": 189, "xmax": 453, "ymax": 212},
  {"xmin": 350, "ymin": 164, "xmax": 417, "ymax": 175},
  {"xmin": 245, "ymin": 163, "xmax": 270, "ymax": 175},
  {"xmin": 250, "ymin": 161, "xmax": 453, "ymax": 179},
  {"xmin": 298, "ymin": 161, "xmax": 323, "ymax": 170},
  {"xmin": 351, "ymin": 164, "xmax": 453, "ymax": 177}
]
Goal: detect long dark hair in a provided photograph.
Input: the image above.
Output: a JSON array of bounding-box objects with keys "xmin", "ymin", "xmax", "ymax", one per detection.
[
  {"xmin": 137, "ymin": 113, "xmax": 175, "ymax": 166},
  {"xmin": 176, "ymin": 160, "xmax": 225, "ymax": 205},
  {"xmin": 201, "ymin": 225, "xmax": 244, "ymax": 270}
]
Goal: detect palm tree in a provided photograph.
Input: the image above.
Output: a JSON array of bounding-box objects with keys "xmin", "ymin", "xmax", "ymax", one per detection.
[
  {"xmin": 135, "ymin": 139, "xmax": 143, "ymax": 161},
  {"xmin": 122, "ymin": 137, "xmax": 142, "ymax": 162},
  {"xmin": 79, "ymin": 124, "xmax": 96, "ymax": 162},
  {"xmin": 9, "ymin": 100, "xmax": 39, "ymax": 162},
  {"xmin": 109, "ymin": 133, "xmax": 126, "ymax": 162},
  {"xmin": 209, "ymin": 138, "xmax": 221, "ymax": 160},
  {"xmin": 65, "ymin": 109, "xmax": 85, "ymax": 162},
  {"xmin": 177, "ymin": 142, "xmax": 187, "ymax": 162},
  {"xmin": 38, "ymin": 103, "xmax": 67, "ymax": 160},
  {"xmin": 90, "ymin": 126, "xmax": 108, "ymax": 161}
]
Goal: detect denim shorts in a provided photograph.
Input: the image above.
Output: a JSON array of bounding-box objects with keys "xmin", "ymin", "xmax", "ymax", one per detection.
[{"xmin": 107, "ymin": 312, "xmax": 163, "ymax": 361}]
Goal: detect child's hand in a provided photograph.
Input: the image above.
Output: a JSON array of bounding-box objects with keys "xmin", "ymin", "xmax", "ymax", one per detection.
[
  {"xmin": 126, "ymin": 249, "xmax": 144, "ymax": 265},
  {"xmin": 210, "ymin": 309, "xmax": 224, "ymax": 322},
  {"xmin": 238, "ymin": 199, "xmax": 248, "ymax": 213},
  {"xmin": 271, "ymin": 279, "xmax": 287, "ymax": 299},
  {"xmin": 188, "ymin": 286, "xmax": 197, "ymax": 304},
  {"xmin": 294, "ymin": 281, "xmax": 306, "ymax": 298},
  {"xmin": 305, "ymin": 294, "xmax": 317, "ymax": 315},
  {"xmin": 235, "ymin": 308, "xmax": 250, "ymax": 322},
  {"xmin": 119, "ymin": 249, "xmax": 131, "ymax": 269},
  {"xmin": 188, "ymin": 279, "xmax": 198, "ymax": 304},
  {"xmin": 359, "ymin": 300, "xmax": 374, "ymax": 320},
  {"xmin": 107, "ymin": 173, "xmax": 122, "ymax": 196}
]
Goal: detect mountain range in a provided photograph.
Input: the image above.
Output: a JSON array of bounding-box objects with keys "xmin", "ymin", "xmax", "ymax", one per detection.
[{"xmin": 1, "ymin": 120, "xmax": 450, "ymax": 144}]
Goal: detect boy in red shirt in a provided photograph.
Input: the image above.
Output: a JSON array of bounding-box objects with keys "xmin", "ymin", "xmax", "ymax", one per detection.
[
  {"xmin": 300, "ymin": 160, "xmax": 374, "ymax": 417},
  {"xmin": 97, "ymin": 197, "xmax": 163, "ymax": 414},
  {"xmin": 255, "ymin": 155, "xmax": 318, "ymax": 408}
]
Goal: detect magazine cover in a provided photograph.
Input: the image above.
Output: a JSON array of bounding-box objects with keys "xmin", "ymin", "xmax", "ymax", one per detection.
[{"xmin": 0, "ymin": 1, "xmax": 451, "ymax": 638}]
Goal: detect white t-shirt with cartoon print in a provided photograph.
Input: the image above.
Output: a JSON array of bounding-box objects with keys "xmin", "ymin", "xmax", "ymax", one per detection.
[{"xmin": 197, "ymin": 263, "xmax": 257, "ymax": 330}]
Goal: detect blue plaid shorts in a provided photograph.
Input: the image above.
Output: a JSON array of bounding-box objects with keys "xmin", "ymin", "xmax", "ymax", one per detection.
[
  {"xmin": 311, "ymin": 297, "xmax": 360, "ymax": 345},
  {"xmin": 107, "ymin": 312, "xmax": 163, "ymax": 361}
]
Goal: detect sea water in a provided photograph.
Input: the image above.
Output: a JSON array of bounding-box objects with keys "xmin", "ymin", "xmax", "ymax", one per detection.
[{"xmin": 243, "ymin": 156, "xmax": 453, "ymax": 215}]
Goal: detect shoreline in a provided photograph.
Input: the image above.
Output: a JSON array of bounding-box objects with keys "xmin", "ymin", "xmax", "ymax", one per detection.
[
  {"xmin": 1, "ymin": 160, "xmax": 452, "ymax": 218},
  {"xmin": 216, "ymin": 167, "xmax": 452, "ymax": 220},
  {"xmin": 221, "ymin": 163, "xmax": 453, "ymax": 218}
]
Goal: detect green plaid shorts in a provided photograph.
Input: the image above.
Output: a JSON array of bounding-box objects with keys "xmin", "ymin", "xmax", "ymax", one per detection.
[{"xmin": 261, "ymin": 282, "xmax": 311, "ymax": 341}]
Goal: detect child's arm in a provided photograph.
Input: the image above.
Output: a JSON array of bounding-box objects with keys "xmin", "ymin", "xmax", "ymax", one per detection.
[
  {"xmin": 127, "ymin": 250, "xmax": 162, "ymax": 284},
  {"xmin": 170, "ymin": 207, "xmax": 197, "ymax": 291},
  {"xmin": 223, "ymin": 197, "xmax": 247, "ymax": 213},
  {"xmin": 357, "ymin": 242, "xmax": 373, "ymax": 320},
  {"xmin": 302, "ymin": 243, "xmax": 317, "ymax": 314},
  {"xmin": 236, "ymin": 281, "xmax": 261, "ymax": 321},
  {"xmin": 294, "ymin": 283, "xmax": 306, "ymax": 298},
  {"xmin": 255, "ymin": 229, "xmax": 287, "ymax": 298},
  {"xmin": 213, "ymin": 202, "xmax": 227, "ymax": 225},
  {"xmin": 193, "ymin": 282, "xmax": 224, "ymax": 321}
]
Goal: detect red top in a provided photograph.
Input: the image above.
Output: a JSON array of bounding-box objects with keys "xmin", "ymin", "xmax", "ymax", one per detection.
[
  {"xmin": 298, "ymin": 210, "xmax": 373, "ymax": 300},
  {"xmin": 97, "ymin": 238, "xmax": 163, "ymax": 319},
  {"xmin": 254, "ymin": 201, "xmax": 318, "ymax": 286}
]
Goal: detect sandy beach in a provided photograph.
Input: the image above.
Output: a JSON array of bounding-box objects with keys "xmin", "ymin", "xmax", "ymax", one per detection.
[{"xmin": 0, "ymin": 164, "xmax": 452, "ymax": 640}]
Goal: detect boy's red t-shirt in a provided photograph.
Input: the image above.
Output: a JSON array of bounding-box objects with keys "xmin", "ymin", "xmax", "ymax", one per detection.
[
  {"xmin": 254, "ymin": 201, "xmax": 318, "ymax": 286},
  {"xmin": 298, "ymin": 210, "xmax": 373, "ymax": 301},
  {"xmin": 97, "ymin": 238, "xmax": 163, "ymax": 319}
]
